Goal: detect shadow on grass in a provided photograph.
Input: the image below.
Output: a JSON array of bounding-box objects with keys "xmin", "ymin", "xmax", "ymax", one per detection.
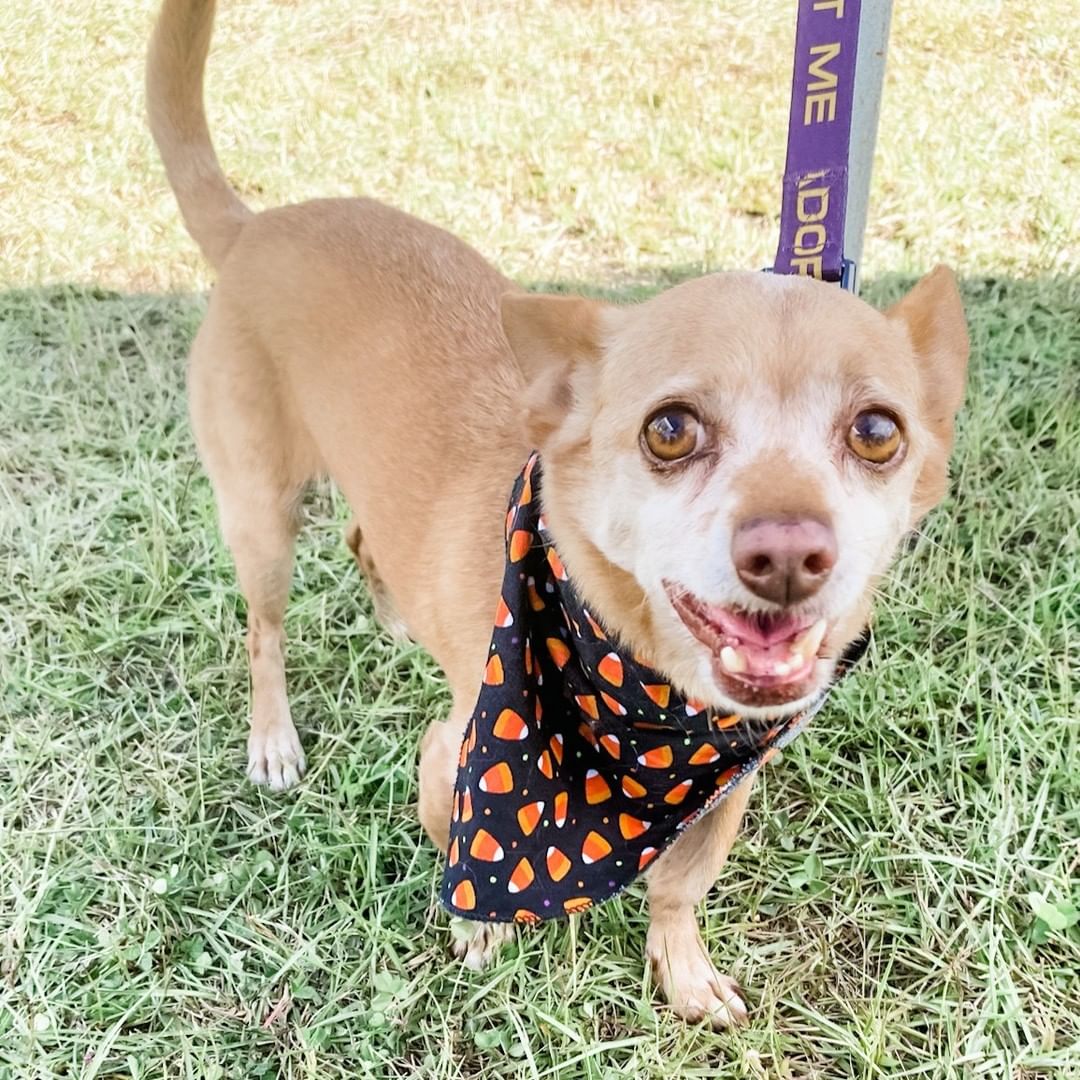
[{"xmin": 1, "ymin": 271, "xmax": 1077, "ymax": 1077}]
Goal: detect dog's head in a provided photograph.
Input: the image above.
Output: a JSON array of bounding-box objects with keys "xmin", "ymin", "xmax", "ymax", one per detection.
[{"xmin": 502, "ymin": 269, "xmax": 968, "ymax": 717}]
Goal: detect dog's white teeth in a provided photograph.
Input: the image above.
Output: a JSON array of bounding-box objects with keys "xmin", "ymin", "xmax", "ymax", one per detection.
[
  {"xmin": 772, "ymin": 660, "xmax": 792, "ymax": 677},
  {"xmin": 720, "ymin": 645, "xmax": 748, "ymax": 674},
  {"xmin": 790, "ymin": 618, "xmax": 828, "ymax": 663}
]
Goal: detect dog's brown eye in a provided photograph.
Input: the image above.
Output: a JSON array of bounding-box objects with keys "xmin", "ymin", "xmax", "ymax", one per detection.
[
  {"xmin": 643, "ymin": 408, "xmax": 701, "ymax": 462},
  {"xmin": 847, "ymin": 410, "xmax": 903, "ymax": 464}
]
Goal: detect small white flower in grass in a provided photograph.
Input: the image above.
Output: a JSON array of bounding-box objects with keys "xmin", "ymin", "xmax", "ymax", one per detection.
[
  {"xmin": 32, "ymin": 1013, "xmax": 51, "ymax": 1033},
  {"xmin": 744, "ymin": 1049, "xmax": 765, "ymax": 1076},
  {"xmin": 151, "ymin": 877, "xmax": 168, "ymax": 895}
]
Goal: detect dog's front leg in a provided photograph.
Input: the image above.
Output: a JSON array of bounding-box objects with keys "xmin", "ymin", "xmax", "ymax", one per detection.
[
  {"xmin": 645, "ymin": 774, "xmax": 755, "ymax": 1028},
  {"xmin": 419, "ymin": 700, "xmax": 515, "ymax": 970}
]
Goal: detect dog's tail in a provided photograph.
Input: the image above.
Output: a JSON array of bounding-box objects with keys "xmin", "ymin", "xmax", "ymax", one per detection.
[{"xmin": 147, "ymin": 0, "xmax": 251, "ymax": 269}]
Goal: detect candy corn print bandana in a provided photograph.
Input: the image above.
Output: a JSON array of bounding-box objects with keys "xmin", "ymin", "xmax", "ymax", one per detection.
[{"xmin": 440, "ymin": 453, "xmax": 867, "ymax": 924}]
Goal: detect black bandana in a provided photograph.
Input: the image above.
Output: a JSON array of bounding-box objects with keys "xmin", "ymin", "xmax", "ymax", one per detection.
[{"xmin": 440, "ymin": 454, "xmax": 866, "ymax": 924}]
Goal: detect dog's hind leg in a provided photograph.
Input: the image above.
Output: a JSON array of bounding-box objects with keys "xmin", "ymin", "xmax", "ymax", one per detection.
[
  {"xmin": 344, "ymin": 520, "xmax": 410, "ymax": 642},
  {"xmin": 221, "ymin": 483, "xmax": 307, "ymax": 790},
  {"xmin": 189, "ymin": 319, "xmax": 316, "ymax": 790}
]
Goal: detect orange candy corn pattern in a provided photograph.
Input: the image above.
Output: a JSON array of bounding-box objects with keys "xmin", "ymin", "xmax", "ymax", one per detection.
[{"xmin": 440, "ymin": 453, "xmax": 868, "ymax": 924}]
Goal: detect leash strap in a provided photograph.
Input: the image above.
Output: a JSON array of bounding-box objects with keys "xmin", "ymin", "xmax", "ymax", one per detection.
[{"xmin": 773, "ymin": 0, "xmax": 864, "ymax": 288}]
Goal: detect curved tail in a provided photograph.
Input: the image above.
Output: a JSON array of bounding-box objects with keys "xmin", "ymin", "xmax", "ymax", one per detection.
[{"xmin": 146, "ymin": 0, "xmax": 251, "ymax": 268}]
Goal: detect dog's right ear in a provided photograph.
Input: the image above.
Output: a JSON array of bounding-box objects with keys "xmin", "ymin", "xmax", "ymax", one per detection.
[{"xmin": 501, "ymin": 292, "xmax": 609, "ymax": 445}]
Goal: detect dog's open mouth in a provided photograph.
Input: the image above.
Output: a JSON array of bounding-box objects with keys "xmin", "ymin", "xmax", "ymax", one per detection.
[{"xmin": 666, "ymin": 584, "xmax": 829, "ymax": 706}]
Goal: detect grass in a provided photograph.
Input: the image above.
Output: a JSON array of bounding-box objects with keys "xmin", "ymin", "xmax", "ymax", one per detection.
[{"xmin": 1, "ymin": 1, "xmax": 1078, "ymax": 1077}]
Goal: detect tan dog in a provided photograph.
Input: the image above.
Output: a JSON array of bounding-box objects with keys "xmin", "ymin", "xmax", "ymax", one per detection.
[{"xmin": 147, "ymin": 0, "xmax": 967, "ymax": 1027}]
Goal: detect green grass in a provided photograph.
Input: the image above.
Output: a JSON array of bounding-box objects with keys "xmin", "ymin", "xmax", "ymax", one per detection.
[{"xmin": 2, "ymin": 1, "xmax": 1079, "ymax": 1077}]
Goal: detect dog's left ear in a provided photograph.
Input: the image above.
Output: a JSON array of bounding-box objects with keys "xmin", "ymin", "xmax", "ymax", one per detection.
[
  {"xmin": 886, "ymin": 266, "xmax": 970, "ymax": 521},
  {"xmin": 501, "ymin": 292, "xmax": 610, "ymax": 445}
]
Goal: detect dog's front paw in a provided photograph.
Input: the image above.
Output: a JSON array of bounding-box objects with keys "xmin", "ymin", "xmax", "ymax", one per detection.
[
  {"xmin": 450, "ymin": 919, "xmax": 514, "ymax": 971},
  {"xmin": 247, "ymin": 722, "xmax": 306, "ymax": 790},
  {"xmin": 647, "ymin": 925, "xmax": 749, "ymax": 1029}
]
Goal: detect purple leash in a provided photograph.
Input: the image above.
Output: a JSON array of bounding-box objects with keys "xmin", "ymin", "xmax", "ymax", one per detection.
[{"xmin": 772, "ymin": 0, "xmax": 893, "ymax": 293}]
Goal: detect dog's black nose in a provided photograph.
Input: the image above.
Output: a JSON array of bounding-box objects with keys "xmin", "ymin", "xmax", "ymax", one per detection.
[{"xmin": 732, "ymin": 517, "xmax": 837, "ymax": 605}]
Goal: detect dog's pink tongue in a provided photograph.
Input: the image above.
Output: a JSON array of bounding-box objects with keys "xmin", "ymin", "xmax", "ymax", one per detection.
[
  {"xmin": 714, "ymin": 614, "xmax": 828, "ymax": 685},
  {"xmin": 704, "ymin": 606, "xmax": 806, "ymax": 647}
]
